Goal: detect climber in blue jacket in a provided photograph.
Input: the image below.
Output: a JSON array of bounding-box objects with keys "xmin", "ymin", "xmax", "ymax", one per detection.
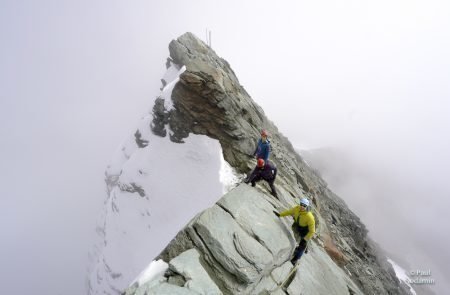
[{"xmin": 253, "ymin": 129, "xmax": 271, "ymax": 161}]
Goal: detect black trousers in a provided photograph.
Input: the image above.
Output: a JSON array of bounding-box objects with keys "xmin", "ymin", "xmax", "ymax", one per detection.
[
  {"xmin": 291, "ymin": 223, "xmax": 309, "ymax": 263},
  {"xmin": 292, "ymin": 223, "xmax": 309, "ymax": 240},
  {"xmin": 251, "ymin": 176, "xmax": 277, "ymax": 196}
]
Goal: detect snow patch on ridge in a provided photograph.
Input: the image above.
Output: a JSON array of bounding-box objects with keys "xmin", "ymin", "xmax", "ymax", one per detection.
[
  {"xmin": 219, "ymin": 155, "xmax": 243, "ymax": 194},
  {"xmin": 160, "ymin": 62, "xmax": 186, "ymax": 111},
  {"xmin": 131, "ymin": 259, "xmax": 168, "ymax": 287},
  {"xmin": 388, "ymin": 258, "xmax": 417, "ymax": 295}
]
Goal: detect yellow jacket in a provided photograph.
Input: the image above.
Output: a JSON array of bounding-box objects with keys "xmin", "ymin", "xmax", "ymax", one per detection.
[{"xmin": 279, "ymin": 206, "xmax": 316, "ymax": 241}]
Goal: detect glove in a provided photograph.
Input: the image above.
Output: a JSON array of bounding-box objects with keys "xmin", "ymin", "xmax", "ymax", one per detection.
[{"xmin": 273, "ymin": 210, "xmax": 280, "ymax": 217}]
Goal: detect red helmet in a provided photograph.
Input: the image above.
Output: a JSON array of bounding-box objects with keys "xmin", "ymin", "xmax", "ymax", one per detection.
[
  {"xmin": 261, "ymin": 129, "xmax": 268, "ymax": 137},
  {"xmin": 257, "ymin": 158, "xmax": 265, "ymax": 167}
]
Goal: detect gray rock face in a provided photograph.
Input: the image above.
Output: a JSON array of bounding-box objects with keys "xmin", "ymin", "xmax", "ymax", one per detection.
[
  {"xmin": 286, "ymin": 242, "xmax": 362, "ymax": 295},
  {"xmin": 124, "ymin": 32, "xmax": 413, "ymax": 295},
  {"xmin": 216, "ymin": 185, "xmax": 294, "ymax": 266},
  {"xmin": 169, "ymin": 249, "xmax": 222, "ymax": 295}
]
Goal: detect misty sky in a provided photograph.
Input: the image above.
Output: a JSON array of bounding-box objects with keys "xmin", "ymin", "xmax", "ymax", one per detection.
[{"xmin": 1, "ymin": 0, "xmax": 449, "ymax": 294}]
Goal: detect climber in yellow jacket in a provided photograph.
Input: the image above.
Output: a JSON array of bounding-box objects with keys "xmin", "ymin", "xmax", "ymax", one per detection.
[{"xmin": 274, "ymin": 198, "xmax": 315, "ymax": 265}]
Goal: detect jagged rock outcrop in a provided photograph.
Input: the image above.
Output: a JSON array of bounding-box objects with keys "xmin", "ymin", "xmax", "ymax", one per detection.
[
  {"xmin": 124, "ymin": 32, "xmax": 412, "ymax": 295},
  {"xmin": 150, "ymin": 97, "xmax": 170, "ymax": 137}
]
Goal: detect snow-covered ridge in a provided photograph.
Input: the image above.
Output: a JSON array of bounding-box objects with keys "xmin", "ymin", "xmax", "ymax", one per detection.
[
  {"xmin": 87, "ymin": 61, "xmax": 239, "ymax": 295},
  {"xmin": 105, "ymin": 62, "xmax": 185, "ymax": 179}
]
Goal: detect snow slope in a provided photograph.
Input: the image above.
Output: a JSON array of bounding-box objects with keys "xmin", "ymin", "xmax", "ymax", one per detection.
[{"xmin": 87, "ymin": 62, "xmax": 240, "ymax": 294}]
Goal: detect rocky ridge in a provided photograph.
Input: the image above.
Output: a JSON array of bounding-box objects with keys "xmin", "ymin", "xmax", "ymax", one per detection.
[{"xmin": 124, "ymin": 33, "xmax": 412, "ymax": 295}]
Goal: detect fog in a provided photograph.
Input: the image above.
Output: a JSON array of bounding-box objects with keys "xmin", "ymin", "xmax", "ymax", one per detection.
[{"xmin": 1, "ymin": 0, "xmax": 449, "ymax": 294}]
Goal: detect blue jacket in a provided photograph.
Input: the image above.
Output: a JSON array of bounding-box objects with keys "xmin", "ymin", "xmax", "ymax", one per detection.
[{"xmin": 253, "ymin": 139, "xmax": 271, "ymax": 161}]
